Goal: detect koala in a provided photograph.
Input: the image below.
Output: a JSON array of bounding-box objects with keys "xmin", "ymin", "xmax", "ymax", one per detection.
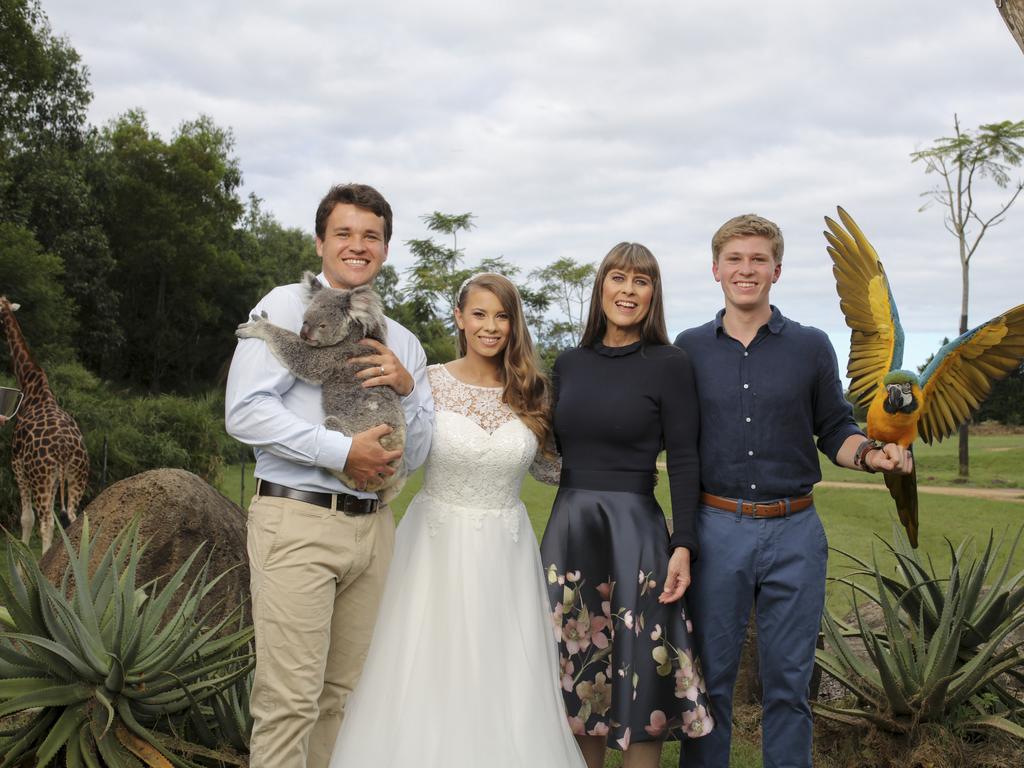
[{"xmin": 236, "ymin": 271, "xmax": 406, "ymax": 502}]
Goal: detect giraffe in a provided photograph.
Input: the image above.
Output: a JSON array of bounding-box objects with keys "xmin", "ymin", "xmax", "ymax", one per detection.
[{"xmin": 0, "ymin": 296, "xmax": 90, "ymax": 554}]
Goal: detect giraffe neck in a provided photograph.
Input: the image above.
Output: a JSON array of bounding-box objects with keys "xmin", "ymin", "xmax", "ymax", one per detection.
[{"xmin": 0, "ymin": 305, "xmax": 56, "ymax": 407}]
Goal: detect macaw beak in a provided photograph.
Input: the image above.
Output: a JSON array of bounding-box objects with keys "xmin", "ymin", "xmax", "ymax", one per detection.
[{"xmin": 887, "ymin": 386, "xmax": 903, "ymax": 410}]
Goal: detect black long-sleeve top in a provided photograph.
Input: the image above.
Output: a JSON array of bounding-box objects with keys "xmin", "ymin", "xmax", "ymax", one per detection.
[{"xmin": 552, "ymin": 340, "xmax": 701, "ymax": 555}]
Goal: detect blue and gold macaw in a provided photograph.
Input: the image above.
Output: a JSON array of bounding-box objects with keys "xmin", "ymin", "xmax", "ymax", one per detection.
[{"xmin": 824, "ymin": 206, "xmax": 1024, "ymax": 547}]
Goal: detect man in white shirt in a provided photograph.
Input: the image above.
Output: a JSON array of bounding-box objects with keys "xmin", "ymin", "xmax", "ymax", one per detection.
[{"xmin": 226, "ymin": 183, "xmax": 434, "ymax": 767}]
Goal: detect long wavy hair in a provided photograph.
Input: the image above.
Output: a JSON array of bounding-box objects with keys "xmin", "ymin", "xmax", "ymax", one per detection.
[
  {"xmin": 456, "ymin": 273, "xmax": 551, "ymax": 448},
  {"xmin": 580, "ymin": 242, "xmax": 670, "ymax": 347}
]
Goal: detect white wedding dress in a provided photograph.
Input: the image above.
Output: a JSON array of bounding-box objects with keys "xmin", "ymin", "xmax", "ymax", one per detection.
[{"xmin": 329, "ymin": 364, "xmax": 586, "ymax": 767}]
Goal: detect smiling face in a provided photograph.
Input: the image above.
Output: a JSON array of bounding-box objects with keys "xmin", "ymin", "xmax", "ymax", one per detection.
[
  {"xmin": 455, "ymin": 286, "xmax": 511, "ymax": 361},
  {"xmin": 712, "ymin": 235, "xmax": 781, "ymax": 315},
  {"xmin": 600, "ymin": 268, "xmax": 653, "ymax": 342},
  {"xmin": 316, "ymin": 203, "xmax": 389, "ymax": 290}
]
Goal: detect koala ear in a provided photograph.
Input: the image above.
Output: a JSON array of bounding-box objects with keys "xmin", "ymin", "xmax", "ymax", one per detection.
[
  {"xmin": 303, "ymin": 271, "xmax": 322, "ymax": 297},
  {"xmin": 348, "ymin": 286, "xmax": 387, "ymax": 341}
]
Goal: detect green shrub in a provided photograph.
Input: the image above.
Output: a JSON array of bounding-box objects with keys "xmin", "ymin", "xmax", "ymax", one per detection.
[{"xmin": 0, "ymin": 365, "xmax": 237, "ymax": 531}]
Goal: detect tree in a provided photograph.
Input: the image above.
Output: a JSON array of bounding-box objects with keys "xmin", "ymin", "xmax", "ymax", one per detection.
[
  {"xmin": 996, "ymin": 0, "xmax": 1024, "ymax": 56},
  {"xmin": 91, "ymin": 111, "xmax": 246, "ymax": 393},
  {"xmin": 0, "ymin": 1, "xmax": 119, "ymax": 368},
  {"xmin": 530, "ymin": 257, "xmax": 595, "ymax": 349},
  {"xmin": 976, "ymin": 362, "xmax": 1024, "ymax": 425},
  {"xmin": 910, "ymin": 116, "xmax": 1024, "ymax": 476},
  {"xmin": 237, "ymin": 192, "xmax": 318, "ymax": 298},
  {"xmin": 0, "ymin": 221, "xmax": 77, "ymax": 362},
  {"xmin": 403, "ymin": 212, "xmax": 477, "ymax": 326},
  {"xmin": 0, "ymin": 0, "xmax": 91, "ymax": 158}
]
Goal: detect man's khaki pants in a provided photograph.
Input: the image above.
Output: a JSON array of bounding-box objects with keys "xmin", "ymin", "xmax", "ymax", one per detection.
[{"xmin": 246, "ymin": 492, "xmax": 394, "ymax": 768}]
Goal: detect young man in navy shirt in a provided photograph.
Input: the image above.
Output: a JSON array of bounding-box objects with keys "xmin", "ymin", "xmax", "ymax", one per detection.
[{"xmin": 675, "ymin": 214, "xmax": 912, "ymax": 768}]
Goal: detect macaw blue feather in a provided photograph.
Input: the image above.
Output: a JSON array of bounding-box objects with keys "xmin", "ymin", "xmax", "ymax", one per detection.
[
  {"xmin": 888, "ymin": 277, "xmax": 905, "ymax": 372},
  {"xmin": 919, "ymin": 325, "xmax": 979, "ymax": 389}
]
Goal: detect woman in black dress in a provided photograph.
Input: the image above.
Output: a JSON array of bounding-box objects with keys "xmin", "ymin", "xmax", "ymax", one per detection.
[{"xmin": 541, "ymin": 243, "xmax": 713, "ymax": 767}]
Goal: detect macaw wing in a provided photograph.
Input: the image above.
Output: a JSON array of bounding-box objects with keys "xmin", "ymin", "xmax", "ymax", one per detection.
[
  {"xmin": 824, "ymin": 207, "xmax": 904, "ymax": 410},
  {"xmin": 917, "ymin": 304, "xmax": 1024, "ymax": 443}
]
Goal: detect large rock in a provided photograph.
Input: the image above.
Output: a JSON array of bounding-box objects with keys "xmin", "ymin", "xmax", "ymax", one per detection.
[{"xmin": 39, "ymin": 468, "xmax": 250, "ymax": 628}]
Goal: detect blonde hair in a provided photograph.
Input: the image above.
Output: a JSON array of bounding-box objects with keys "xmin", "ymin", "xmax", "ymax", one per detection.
[
  {"xmin": 457, "ymin": 274, "xmax": 551, "ymax": 448},
  {"xmin": 580, "ymin": 243, "xmax": 670, "ymax": 348},
  {"xmin": 711, "ymin": 214, "xmax": 784, "ymax": 263}
]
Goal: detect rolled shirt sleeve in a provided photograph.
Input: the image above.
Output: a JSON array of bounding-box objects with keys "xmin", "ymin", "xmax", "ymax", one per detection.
[{"xmin": 813, "ymin": 335, "xmax": 864, "ymax": 464}]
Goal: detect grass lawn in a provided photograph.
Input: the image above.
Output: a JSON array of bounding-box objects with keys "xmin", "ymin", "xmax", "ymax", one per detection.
[
  {"xmin": 2, "ymin": 433, "xmax": 1018, "ymax": 768},
  {"xmin": 214, "ymin": 433, "xmax": 1024, "ymax": 767},
  {"xmin": 818, "ymin": 431, "xmax": 1024, "ymax": 489}
]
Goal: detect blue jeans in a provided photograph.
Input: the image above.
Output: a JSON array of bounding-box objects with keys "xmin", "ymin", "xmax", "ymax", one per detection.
[{"xmin": 680, "ymin": 503, "xmax": 827, "ymax": 768}]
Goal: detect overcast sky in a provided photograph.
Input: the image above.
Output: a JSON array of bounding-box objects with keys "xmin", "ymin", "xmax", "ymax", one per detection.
[{"xmin": 43, "ymin": 0, "xmax": 1024, "ymax": 372}]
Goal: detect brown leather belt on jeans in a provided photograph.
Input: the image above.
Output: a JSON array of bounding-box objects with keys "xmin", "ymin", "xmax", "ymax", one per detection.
[
  {"xmin": 700, "ymin": 492, "xmax": 813, "ymax": 519},
  {"xmin": 257, "ymin": 480, "xmax": 379, "ymax": 516}
]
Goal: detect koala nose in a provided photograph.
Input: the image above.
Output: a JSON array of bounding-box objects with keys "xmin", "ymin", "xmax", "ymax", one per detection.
[{"xmin": 300, "ymin": 323, "xmax": 311, "ymax": 341}]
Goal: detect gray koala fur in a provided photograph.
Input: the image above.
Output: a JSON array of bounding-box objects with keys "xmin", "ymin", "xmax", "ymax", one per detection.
[{"xmin": 235, "ymin": 271, "xmax": 406, "ymax": 501}]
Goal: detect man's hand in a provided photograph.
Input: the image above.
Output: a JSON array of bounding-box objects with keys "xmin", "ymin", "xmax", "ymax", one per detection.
[
  {"xmin": 867, "ymin": 443, "xmax": 914, "ymax": 475},
  {"xmin": 659, "ymin": 547, "xmax": 692, "ymax": 604},
  {"xmin": 350, "ymin": 339, "xmax": 414, "ymax": 396},
  {"xmin": 344, "ymin": 424, "xmax": 403, "ymax": 489}
]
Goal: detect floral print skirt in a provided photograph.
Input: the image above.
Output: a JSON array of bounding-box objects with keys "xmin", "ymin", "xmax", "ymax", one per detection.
[{"xmin": 540, "ymin": 487, "xmax": 714, "ymax": 749}]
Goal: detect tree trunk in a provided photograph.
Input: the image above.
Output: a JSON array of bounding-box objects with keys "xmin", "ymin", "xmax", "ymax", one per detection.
[
  {"xmin": 959, "ymin": 258, "xmax": 970, "ymax": 478},
  {"xmin": 996, "ymin": 0, "xmax": 1024, "ymax": 55},
  {"xmin": 734, "ymin": 608, "xmax": 825, "ymax": 707},
  {"xmin": 734, "ymin": 607, "xmax": 762, "ymax": 705},
  {"xmin": 959, "ymin": 423, "xmax": 970, "ymax": 478}
]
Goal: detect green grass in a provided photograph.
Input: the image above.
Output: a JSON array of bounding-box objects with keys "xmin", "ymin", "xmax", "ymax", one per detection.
[
  {"xmin": 818, "ymin": 432, "xmax": 1024, "ymax": 489},
  {"xmin": 223, "ymin": 434, "xmax": 1024, "ymax": 621},
  {"xmin": 5, "ymin": 435, "xmax": 1017, "ymax": 768}
]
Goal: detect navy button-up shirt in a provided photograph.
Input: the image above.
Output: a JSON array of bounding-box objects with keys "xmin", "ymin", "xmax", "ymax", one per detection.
[{"xmin": 674, "ymin": 306, "xmax": 862, "ymax": 501}]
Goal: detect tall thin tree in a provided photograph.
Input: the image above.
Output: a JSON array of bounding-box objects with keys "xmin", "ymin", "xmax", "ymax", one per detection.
[{"xmin": 911, "ymin": 115, "xmax": 1024, "ymax": 476}]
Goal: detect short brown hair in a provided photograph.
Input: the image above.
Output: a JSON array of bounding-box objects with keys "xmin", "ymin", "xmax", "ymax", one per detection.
[
  {"xmin": 580, "ymin": 242, "xmax": 670, "ymax": 348},
  {"xmin": 712, "ymin": 214, "xmax": 784, "ymax": 263},
  {"xmin": 315, "ymin": 184, "xmax": 394, "ymax": 243}
]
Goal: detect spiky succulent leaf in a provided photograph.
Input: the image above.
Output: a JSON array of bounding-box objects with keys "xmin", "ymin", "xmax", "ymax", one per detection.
[
  {"xmin": 0, "ymin": 517, "xmax": 254, "ymax": 763},
  {"xmin": 818, "ymin": 524, "xmax": 1024, "ymax": 734}
]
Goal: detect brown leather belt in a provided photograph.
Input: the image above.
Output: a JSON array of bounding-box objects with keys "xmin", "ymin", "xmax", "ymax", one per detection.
[
  {"xmin": 700, "ymin": 492, "xmax": 813, "ymax": 519},
  {"xmin": 257, "ymin": 480, "xmax": 379, "ymax": 516}
]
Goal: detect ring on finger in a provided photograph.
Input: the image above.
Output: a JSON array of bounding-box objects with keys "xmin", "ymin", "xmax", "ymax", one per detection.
[{"xmin": 379, "ymin": 365, "xmax": 385, "ymax": 376}]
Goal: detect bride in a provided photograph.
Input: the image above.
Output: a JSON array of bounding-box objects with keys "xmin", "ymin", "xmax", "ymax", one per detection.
[{"xmin": 329, "ymin": 273, "xmax": 586, "ymax": 767}]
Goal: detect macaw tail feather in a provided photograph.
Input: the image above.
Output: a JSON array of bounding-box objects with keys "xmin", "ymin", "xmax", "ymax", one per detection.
[{"xmin": 883, "ymin": 459, "xmax": 919, "ymax": 548}]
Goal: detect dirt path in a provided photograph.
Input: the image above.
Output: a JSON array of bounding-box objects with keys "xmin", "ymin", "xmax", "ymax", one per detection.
[{"xmin": 817, "ymin": 480, "xmax": 1024, "ymax": 503}]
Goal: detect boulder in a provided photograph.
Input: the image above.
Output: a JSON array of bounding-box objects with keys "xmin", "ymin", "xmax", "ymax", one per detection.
[{"xmin": 39, "ymin": 468, "xmax": 250, "ymax": 628}]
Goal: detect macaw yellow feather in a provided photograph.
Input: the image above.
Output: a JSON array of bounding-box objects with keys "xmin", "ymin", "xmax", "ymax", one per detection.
[{"xmin": 918, "ymin": 305, "xmax": 1024, "ymax": 443}]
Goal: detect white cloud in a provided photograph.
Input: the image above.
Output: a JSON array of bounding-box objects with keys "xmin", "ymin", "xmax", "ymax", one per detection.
[{"xmin": 43, "ymin": 0, "xmax": 1024, "ymax": 353}]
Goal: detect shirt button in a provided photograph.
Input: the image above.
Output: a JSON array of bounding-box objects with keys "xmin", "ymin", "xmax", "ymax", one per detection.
[
  {"xmin": 748, "ymin": 450, "xmax": 754, "ymax": 456},
  {"xmin": 743, "ymin": 351, "xmax": 749, "ymax": 357},
  {"xmin": 750, "ymin": 483, "xmax": 757, "ymax": 490},
  {"xmin": 743, "ymin": 383, "xmax": 749, "ymax": 389},
  {"xmin": 745, "ymin": 417, "xmax": 751, "ymax": 423}
]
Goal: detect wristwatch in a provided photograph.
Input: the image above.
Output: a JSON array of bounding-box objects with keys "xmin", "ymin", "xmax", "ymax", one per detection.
[{"xmin": 854, "ymin": 438, "xmax": 885, "ymax": 473}]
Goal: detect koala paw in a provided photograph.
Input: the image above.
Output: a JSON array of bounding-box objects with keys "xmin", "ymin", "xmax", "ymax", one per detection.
[{"xmin": 235, "ymin": 311, "xmax": 269, "ymax": 339}]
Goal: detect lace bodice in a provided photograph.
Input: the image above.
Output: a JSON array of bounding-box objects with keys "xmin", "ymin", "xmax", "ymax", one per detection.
[{"xmin": 418, "ymin": 365, "xmax": 558, "ymax": 540}]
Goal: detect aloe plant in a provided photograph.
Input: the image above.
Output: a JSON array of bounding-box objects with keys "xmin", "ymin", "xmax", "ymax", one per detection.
[
  {"xmin": 816, "ymin": 528, "xmax": 1024, "ymax": 738},
  {"xmin": 0, "ymin": 516, "xmax": 253, "ymax": 767}
]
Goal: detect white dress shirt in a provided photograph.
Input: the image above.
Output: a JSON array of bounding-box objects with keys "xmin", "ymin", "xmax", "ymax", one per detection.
[{"xmin": 225, "ymin": 273, "xmax": 434, "ymax": 497}]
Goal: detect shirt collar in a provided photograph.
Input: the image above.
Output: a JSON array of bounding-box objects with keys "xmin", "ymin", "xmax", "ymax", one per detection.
[{"xmin": 714, "ymin": 306, "xmax": 787, "ymax": 336}]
